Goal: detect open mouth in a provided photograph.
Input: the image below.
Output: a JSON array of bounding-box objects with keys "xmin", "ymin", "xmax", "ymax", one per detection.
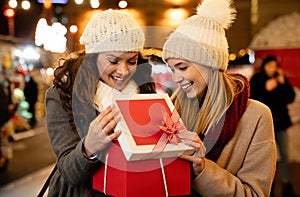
[
  {"xmin": 180, "ymin": 81, "xmax": 193, "ymax": 91},
  {"xmin": 110, "ymin": 75, "xmax": 129, "ymax": 89},
  {"xmin": 111, "ymin": 75, "xmax": 125, "ymax": 82}
]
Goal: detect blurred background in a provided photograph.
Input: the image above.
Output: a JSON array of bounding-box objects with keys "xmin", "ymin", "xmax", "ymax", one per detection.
[{"xmin": 0, "ymin": 0, "xmax": 299, "ymax": 196}]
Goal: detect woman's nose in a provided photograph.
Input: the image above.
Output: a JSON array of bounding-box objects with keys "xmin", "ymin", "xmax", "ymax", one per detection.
[
  {"xmin": 172, "ymin": 72, "xmax": 183, "ymax": 83},
  {"xmin": 117, "ymin": 62, "xmax": 129, "ymax": 75}
]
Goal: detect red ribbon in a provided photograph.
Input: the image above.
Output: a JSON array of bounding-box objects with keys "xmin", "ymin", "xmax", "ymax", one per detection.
[{"xmin": 152, "ymin": 109, "xmax": 186, "ymax": 153}]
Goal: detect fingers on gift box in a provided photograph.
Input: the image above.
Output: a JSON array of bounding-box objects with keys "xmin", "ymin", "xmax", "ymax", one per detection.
[{"xmin": 93, "ymin": 93, "xmax": 194, "ymax": 197}]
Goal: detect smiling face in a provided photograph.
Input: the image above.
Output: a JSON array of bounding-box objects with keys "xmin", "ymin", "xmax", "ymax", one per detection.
[
  {"xmin": 97, "ymin": 52, "xmax": 139, "ymax": 91},
  {"xmin": 167, "ymin": 58, "xmax": 208, "ymax": 99}
]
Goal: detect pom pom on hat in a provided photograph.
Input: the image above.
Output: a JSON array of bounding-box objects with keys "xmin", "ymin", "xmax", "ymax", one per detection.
[
  {"xmin": 197, "ymin": 0, "xmax": 236, "ymax": 29},
  {"xmin": 162, "ymin": 0, "xmax": 236, "ymax": 71},
  {"xmin": 80, "ymin": 9, "xmax": 145, "ymax": 53}
]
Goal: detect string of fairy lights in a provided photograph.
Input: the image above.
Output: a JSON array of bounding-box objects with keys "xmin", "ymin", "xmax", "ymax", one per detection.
[
  {"xmin": 2, "ymin": 0, "xmax": 132, "ymax": 53},
  {"xmin": 3, "ymin": 0, "xmax": 253, "ymax": 64},
  {"xmin": 4, "ymin": 0, "xmax": 129, "ymax": 14}
]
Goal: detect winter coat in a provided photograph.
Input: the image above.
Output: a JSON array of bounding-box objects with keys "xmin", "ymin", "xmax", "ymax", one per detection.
[
  {"xmin": 45, "ymin": 86, "xmax": 106, "ymax": 197},
  {"xmin": 250, "ymin": 73, "xmax": 295, "ymax": 131},
  {"xmin": 191, "ymin": 99, "xmax": 276, "ymax": 196}
]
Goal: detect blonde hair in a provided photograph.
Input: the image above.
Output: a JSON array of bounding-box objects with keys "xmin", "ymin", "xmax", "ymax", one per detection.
[{"xmin": 172, "ymin": 69, "xmax": 245, "ymax": 136}]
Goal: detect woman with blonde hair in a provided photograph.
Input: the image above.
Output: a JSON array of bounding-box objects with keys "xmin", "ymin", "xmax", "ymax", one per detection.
[{"xmin": 162, "ymin": 0, "xmax": 277, "ymax": 196}]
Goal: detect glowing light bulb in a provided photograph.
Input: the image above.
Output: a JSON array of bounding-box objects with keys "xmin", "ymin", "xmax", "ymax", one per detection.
[{"xmin": 119, "ymin": 0, "xmax": 128, "ymax": 9}]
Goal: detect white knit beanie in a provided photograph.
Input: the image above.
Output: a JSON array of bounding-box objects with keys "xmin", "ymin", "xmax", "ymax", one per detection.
[
  {"xmin": 80, "ymin": 9, "xmax": 145, "ymax": 53},
  {"xmin": 162, "ymin": 0, "xmax": 236, "ymax": 71}
]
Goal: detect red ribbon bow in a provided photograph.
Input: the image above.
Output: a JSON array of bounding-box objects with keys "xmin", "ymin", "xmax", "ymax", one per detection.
[{"xmin": 152, "ymin": 109, "xmax": 185, "ymax": 153}]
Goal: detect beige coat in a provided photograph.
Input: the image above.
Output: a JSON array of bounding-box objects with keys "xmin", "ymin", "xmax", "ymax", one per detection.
[{"xmin": 192, "ymin": 99, "xmax": 277, "ymax": 197}]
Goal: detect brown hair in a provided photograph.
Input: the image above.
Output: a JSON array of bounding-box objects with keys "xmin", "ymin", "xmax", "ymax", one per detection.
[{"xmin": 53, "ymin": 51, "xmax": 156, "ymax": 115}]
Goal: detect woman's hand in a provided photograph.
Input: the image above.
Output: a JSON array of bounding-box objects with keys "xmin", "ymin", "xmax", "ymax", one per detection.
[
  {"xmin": 276, "ymin": 68, "xmax": 285, "ymax": 84},
  {"xmin": 178, "ymin": 130, "xmax": 206, "ymax": 176},
  {"xmin": 84, "ymin": 105, "xmax": 121, "ymax": 157},
  {"xmin": 266, "ymin": 68, "xmax": 286, "ymax": 91},
  {"xmin": 265, "ymin": 78, "xmax": 278, "ymax": 91}
]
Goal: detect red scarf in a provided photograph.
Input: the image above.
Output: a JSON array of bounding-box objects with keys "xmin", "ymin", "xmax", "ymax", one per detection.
[{"xmin": 203, "ymin": 74, "xmax": 250, "ymax": 162}]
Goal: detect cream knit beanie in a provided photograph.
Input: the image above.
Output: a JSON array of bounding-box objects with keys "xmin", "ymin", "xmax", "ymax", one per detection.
[
  {"xmin": 162, "ymin": 0, "xmax": 236, "ymax": 71},
  {"xmin": 80, "ymin": 9, "xmax": 145, "ymax": 53}
]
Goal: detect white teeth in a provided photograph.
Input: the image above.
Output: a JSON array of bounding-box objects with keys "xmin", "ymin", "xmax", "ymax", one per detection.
[
  {"xmin": 112, "ymin": 76, "xmax": 124, "ymax": 81},
  {"xmin": 181, "ymin": 83, "xmax": 192, "ymax": 90}
]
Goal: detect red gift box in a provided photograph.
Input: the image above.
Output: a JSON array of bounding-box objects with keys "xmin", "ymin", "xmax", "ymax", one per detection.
[
  {"xmin": 113, "ymin": 93, "xmax": 194, "ymax": 161},
  {"xmin": 93, "ymin": 141, "xmax": 191, "ymax": 197}
]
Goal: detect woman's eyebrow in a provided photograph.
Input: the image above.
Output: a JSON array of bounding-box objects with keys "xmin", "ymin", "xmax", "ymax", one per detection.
[
  {"xmin": 106, "ymin": 54, "xmax": 118, "ymax": 59},
  {"xmin": 174, "ymin": 62, "xmax": 183, "ymax": 68},
  {"xmin": 128, "ymin": 54, "xmax": 138, "ymax": 60},
  {"xmin": 105, "ymin": 54, "xmax": 138, "ymax": 60}
]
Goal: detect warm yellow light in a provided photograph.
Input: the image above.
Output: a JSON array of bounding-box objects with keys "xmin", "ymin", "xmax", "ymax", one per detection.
[
  {"xmin": 118, "ymin": 0, "xmax": 128, "ymax": 9},
  {"xmin": 46, "ymin": 67, "xmax": 54, "ymax": 77},
  {"xmin": 90, "ymin": 0, "xmax": 100, "ymax": 9},
  {"xmin": 21, "ymin": 0, "xmax": 31, "ymax": 10},
  {"xmin": 164, "ymin": 0, "xmax": 189, "ymax": 6},
  {"xmin": 229, "ymin": 53, "xmax": 236, "ymax": 61},
  {"xmin": 8, "ymin": 0, "xmax": 18, "ymax": 8},
  {"xmin": 161, "ymin": 8, "xmax": 188, "ymax": 28},
  {"xmin": 238, "ymin": 49, "xmax": 246, "ymax": 56},
  {"xmin": 75, "ymin": 0, "xmax": 84, "ymax": 4},
  {"xmin": 168, "ymin": 9, "xmax": 186, "ymax": 20},
  {"xmin": 44, "ymin": 0, "xmax": 52, "ymax": 9},
  {"xmin": 35, "ymin": 18, "xmax": 67, "ymax": 53},
  {"xmin": 69, "ymin": 25, "xmax": 78, "ymax": 34}
]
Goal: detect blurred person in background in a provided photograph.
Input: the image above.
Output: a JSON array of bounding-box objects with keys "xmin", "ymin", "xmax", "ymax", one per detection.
[
  {"xmin": 0, "ymin": 84, "xmax": 10, "ymax": 169},
  {"xmin": 24, "ymin": 73, "xmax": 38, "ymax": 127},
  {"xmin": 250, "ymin": 55, "xmax": 297, "ymax": 197},
  {"xmin": 1, "ymin": 71, "xmax": 13, "ymax": 106}
]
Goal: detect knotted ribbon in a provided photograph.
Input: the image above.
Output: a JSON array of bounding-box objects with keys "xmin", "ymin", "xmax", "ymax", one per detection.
[{"xmin": 152, "ymin": 109, "xmax": 186, "ymax": 153}]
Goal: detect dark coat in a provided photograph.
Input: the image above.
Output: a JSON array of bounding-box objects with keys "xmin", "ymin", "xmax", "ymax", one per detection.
[
  {"xmin": 250, "ymin": 73, "xmax": 295, "ymax": 131},
  {"xmin": 0, "ymin": 85, "xmax": 9, "ymax": 128}
]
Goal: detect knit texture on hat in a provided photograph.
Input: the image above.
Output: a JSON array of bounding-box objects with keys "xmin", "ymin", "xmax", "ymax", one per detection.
[
  {"xmin": 162, "ymin": 0, "xmax": 236, "ymax": 71},
  {"xmin": 80, "ymin": 9, "xmax": 145, "ymax": 53}
]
